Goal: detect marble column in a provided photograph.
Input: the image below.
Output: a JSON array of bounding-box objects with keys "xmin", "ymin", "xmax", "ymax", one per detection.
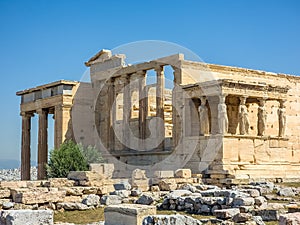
[
  {"xmin": 257, "ymin": 98, "xmax": 267, "ymax": 136},
  {"xmin": 278, "ymin": 99, "xmax": 286, "ymax": 137},
  {"xmin": 155, "ymin": 66, "xmax": 165, "ymax": 150},
  {"xmin": 54, "ymin": 104, "xmax": 71, "ymax": 149},
  {"xmin": 107, "ymin": 78, "xmax": 115, "ymax": 151},
  {"xmin": 218, "ymin": 94, "xmax": 228, "ymax": 134},
  {"xmin": 21, "ymin": 112, "xmax": 32, "ymax": 180},
  {"xmin": 122, "ymin": 75, "xmax": 131, "ymax": 150},
  {"xmin": 171, "ymin": 67, "xmax": 182, "ymax": 147},
  {"xmin": 238, "ymin": 96, "xmax": 250, "ymax": 135},
  {"xmin": 136, "ymin": 71, "xmax": 147, "ymax": 149},
  {"xmin": 37, "ymin": 109, "xmax": 48, "ymax": 180}
]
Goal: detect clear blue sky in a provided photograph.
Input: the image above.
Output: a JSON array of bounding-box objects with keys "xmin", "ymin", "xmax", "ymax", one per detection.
[{"xmin": 0, "ymin": 0, "xmax": 299, "ymax": 164}]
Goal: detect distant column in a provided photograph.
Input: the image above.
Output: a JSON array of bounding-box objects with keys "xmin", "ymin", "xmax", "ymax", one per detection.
[
  {"xmin": 21, "ymin": 112, "xmax": 32, "ymax": 180},
  {"xmin": 122, "ymin": 75, "xmax": 131, "ymax": 150},
  {"xmin": 107, "ymin": 78, "xmax": 115, "ymax": 151},
  {"xmin": 137, "ymin": 70, "xmax": 147, "ymax": 149},
  {"xmin": 37, "ymin": 109, "xmax": 48, "ymax": 180},
  {"xmin": 155, "ymin": 66, "xmax": 165, "ymax": 150},
  {"xmin": 172, "ymin": 66, "xmax": 182, "ymax": 147}
]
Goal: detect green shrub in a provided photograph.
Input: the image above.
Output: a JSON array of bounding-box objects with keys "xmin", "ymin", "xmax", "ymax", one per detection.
[
  {"xmin": 47, "ymin": 140, "xmax": 88, "ymax": 178},
  {"xmin": 79, "ymin": 144, "xmax": 105, "ymax": 164}
]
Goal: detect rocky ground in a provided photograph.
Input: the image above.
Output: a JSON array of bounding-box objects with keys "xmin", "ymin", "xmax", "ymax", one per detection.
[
  {"xmin": 0, "ymin": 166, "xmax": 300, "ymax": 224},
  {"xmin": 0, "ymin": 167, "xmax": 37, "ymax": 181}
]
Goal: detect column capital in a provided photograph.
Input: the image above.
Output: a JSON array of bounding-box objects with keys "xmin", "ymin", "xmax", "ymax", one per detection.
[
  {"xmin": 218, "ymin": 94, "xmax": 227, "ymax": 103},
  {"xmin": 55, "ymin": 104, "xmax": 72, "ymax": 111},
  {"xmin": 20, "ymin": 111, "xmax": 34, "ymax": 117},
  {"xmin": 154, "ymin": 65, "xmax": 164, "ymax": 74},
  {"xmin": 136, "ymin": 70, "xmax": 146, "ymax": 77},
  {"xmin": 279, "ymin": 99, "xmax": 287, "ymax": 107},
  {"xmin": 36, "ymin": 108, "xmax": 49, "ymax": 115}
]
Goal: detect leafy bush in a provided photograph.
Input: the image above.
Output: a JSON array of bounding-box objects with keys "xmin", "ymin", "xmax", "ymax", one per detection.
[
  {"xmin": 47, "ymin": 140, "xmax": 88, "ymax": 178},
  {"xmin": 79, "ymin": 144, "xmax": 105, "ymax": 164}
]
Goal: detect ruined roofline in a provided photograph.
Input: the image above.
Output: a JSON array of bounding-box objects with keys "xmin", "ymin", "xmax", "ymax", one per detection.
[
  {"xmin": 182, "ymin": 60, "xmax": 300, "ymax": 81},
  {"xmin": 85, "ymin": 49, "xmax": 299, "ymax": 81},
  {"xmin": 16, "ymin": 80, "xmax": 79, "ymax": 96}
]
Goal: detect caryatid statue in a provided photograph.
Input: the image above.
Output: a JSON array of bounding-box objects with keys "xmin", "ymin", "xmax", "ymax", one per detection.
[
  {"xmin": 198, "ymin": 96, "xmax": 209, "ymax": 135},
  {"xmin": 238, "ymin": 96, "xmax": 250, "ymax": 135},
  {"xmin": 218, "ymin": 95, "xmax": 228, "ymax": 134},
  {"xmin": 278, "ymin": 99, "xmax": 286, "ymax": 137},
  {"xmin": 257, "ymin": 98, "xmax": 267, "ymax": 136}
]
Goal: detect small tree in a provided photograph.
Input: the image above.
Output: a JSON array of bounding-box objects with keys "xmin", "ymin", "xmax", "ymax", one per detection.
[
  {"xmin": 47, "ymin": 140, "xmax": 88, "ymax": 178},
  {"xmin": 79, "ymin": 144, "xmax": 105, "ymax": 165}
]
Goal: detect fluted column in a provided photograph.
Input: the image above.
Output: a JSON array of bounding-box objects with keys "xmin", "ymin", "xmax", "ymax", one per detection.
[
  {"xmin": 107, "ymin": 78, "xmax": 115, "ymax": 151},
  {"xmin": 54, "ymin": 104, "xmax": 71, "ymax": 149},
  {"xmin": 172, "ymin": 67, "xmax": 182, "ymax": 147},
  {"xmin": 21, "ymin": 112, "xmax": 32, "ymax": 180},
  {"xmin": 136, "ymin": 71, "xmax": 147, "ymax": 150},
  {"xmin": 37, "ymin": 109, "xmax": 48, "ymax": 180},
  {"xmin": 155, "ymin": 66, "xmax": 165, "ymax": 150},
  {"xmin": 122, "ymin": 75, "xmax": 131, "ymax": 150}
]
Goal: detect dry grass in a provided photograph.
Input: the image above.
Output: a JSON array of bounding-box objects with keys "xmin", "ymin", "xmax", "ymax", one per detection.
[
  {"xmin": 54, "ymin": 207, "xmax": 280, "ymax": 224},
  {"xmin": 54, "ymin": 207, "xmax": 105, "ymax": 224}
]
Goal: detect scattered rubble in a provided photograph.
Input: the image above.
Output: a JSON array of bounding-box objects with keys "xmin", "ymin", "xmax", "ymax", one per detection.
[{"xmin": 0, "ymin": 165, "xmax": 299, "ymax": 224}]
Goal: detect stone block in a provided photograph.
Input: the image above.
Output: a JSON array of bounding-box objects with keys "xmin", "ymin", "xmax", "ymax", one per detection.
[
  {"xmin": 0, "ymin": 181, "xmax": 41, "ymax": 189},
  {"xmin": 158, "ymin": 179, "xmax": 177, "ymax": 191},
  {"xmin": 175, "ymin": 169, "xmax": 192, "ymax": 178},
  {"xmin": 0, "ymin": 210, "xmax": 53, "ymax": 225},
  {"xmin": 100, "ymin": 195, "xmax": 122, "ymax": 205},
  {"xmin": 89, "ymin": 163, "xmax": 114, "ymax": 179},
  {"xmin": 104, "ymin": 204, "xmax": 156, "ymax": 225},
  {"xmin": 11, "ymin": 188, "xmax": 66, "ymax": 204},
  {"xmin": 96, "ymin": 183, "xmax": 115, "ymax": 194},
  {"xmin": 0, "ymin": 189, "xmax": 10, "ymax": 198},
  {"xmin": 82, "ymin": 194, "xmax": 100, "ymax": 207},
  {"xmin": 153, "ymin": 170, "xmax": 174, "ymax": 179},
  {"xmin": 114, "ymin": 181, "xmax": 131, "ymax": 191},
  {"xmin": 253, "ymin": 209, "xmax": 279, "ymax": 221},
  {"xmin": 63, "ymin": 195, "xmax": 82, "ymax": 203},
  {"xmin": 61, "ymin": 187, "xmax": 84, "ymax": 196},
  {"xmin": 232, "ymin": 213, "xmax": 252, "ymax": 223},
  {"xmin": 41, "ymin": 178, "xmax": 75, "ymax": 187},
  {"xmin": 278, "ymin": 187, "xmax": 295, "ymax": 197},
  {"xmin": 56, "ymin": 202, "xmax": 89, "ymax": 211},
  {"xmin": 214, "ymin": 208, "xmax": 240, "ymax": 219},
  {"xmin": 131, "ymin": 179, "xmax": 149, "ymax": 192},
  {"xmin": 136, "ymin": 194, "xmax": 154, "ymax": 205},
  {"xmin": 232, "ymin": 197, "xmax": 255, "ymax": 207},
  {"xmin": 143, "ymin": 215, "xmax": 202, "ymax": 225},
  {"xmin": 279, "ymin": 212, "xmax": 300, "ymax": 225},
  {"xmin": 67, "ymin": 171, "xmax": 104, "ymax": 183},
  {"xmin": 132, "ymin": 169, "xmax": 147, "ymax": 180}
]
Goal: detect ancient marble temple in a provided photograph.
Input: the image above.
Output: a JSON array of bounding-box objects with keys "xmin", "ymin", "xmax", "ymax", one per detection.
[{"xmin": 17, "ymin": 49, "xmax": 300, "ymax": 184}]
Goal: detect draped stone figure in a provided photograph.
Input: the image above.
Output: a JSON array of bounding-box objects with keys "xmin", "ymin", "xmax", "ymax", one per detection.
[
  {"xmin": 198, "ymin": 97, "xmax": 209, "ymax": 135},
  {"xmin": 238, "ymin": 97, "xmax": 250, "ymax": 135},
  {"xmin": 218, "ymin": 95, "xmax": 228, "ymax": 134},
  {"xmin": 257, "ymin": 99, "xmax": 267, "ymax": 136},
  {"xmin": 278, "ymin": 100, "xmax": 286, "ymax": 137}
]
